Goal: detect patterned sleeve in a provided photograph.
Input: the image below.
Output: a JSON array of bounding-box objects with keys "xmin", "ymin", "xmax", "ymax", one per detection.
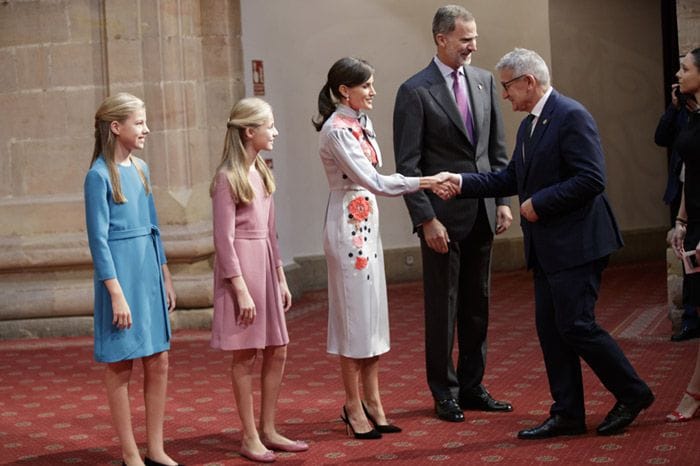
[{"xmin": 321, "ymin": 126, "xmax": 420, "ymax": 197}]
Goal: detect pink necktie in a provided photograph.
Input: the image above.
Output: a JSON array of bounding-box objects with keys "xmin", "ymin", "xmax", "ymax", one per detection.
[{"xmin": 452, "ymin": 69, "xmax": 475, "ymax": 144}]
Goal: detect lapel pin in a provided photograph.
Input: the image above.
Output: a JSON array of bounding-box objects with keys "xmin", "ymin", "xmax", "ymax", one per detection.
[
  {"xmin": 478, "ymin": 84, "xmax": 483, "ymax": 90},
  {"xmin": 542, "ymin": 119, "xmax": 548, "ymax": 125}
]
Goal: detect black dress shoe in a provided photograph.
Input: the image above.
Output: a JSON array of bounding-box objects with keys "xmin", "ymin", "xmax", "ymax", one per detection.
[
  {"xmin": 435, "ymin": 398, "xmax": 465, "ymax": 422},
  {"xmin": 517, "ymin": 414, "xmax": 586, "ymax": 439},
  {"xmin": 596, "ymin": 390, "xmax": 655, "ymax": 436},
  {"xmin": 671, "ymin": 326, "xmax": 700, "ymax": 342},
  {"xmin": 459, "ymin": 386, "xmax": 513, "ymax": 412}
]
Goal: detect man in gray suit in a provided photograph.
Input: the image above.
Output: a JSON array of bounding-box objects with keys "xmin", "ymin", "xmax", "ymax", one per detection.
[{"xmin": 393, "ymin": 4, "xmax": 513, "ymax": 422}]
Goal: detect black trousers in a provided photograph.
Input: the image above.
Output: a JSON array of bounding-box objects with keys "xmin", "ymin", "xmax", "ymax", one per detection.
[
  {"xmin": 533, "ymin": 256, "xmax": 650, "ymax": 420},
  {"xmin": 420, "ymin": 203, "xmax": 493, "ymax": 401}
]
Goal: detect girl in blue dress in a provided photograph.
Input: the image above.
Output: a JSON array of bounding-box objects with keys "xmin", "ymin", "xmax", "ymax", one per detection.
[{"xmin": 84, "ymin": 93, "xmax": 180, "ymax": 466}]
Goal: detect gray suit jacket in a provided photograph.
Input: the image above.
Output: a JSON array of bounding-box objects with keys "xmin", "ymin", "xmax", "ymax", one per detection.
[{"xmin": 393, "ymin": 60, "xmax": 509, "ymax": 240}]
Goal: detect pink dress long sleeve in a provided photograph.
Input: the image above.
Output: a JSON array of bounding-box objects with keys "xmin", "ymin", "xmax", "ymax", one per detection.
[{"xmin": 210, "ymin": 169, "xmax": 289, "ymax": 350}]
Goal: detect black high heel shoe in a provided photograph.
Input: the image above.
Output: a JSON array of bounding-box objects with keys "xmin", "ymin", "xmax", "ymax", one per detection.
[
  {"xmin": 362, "ymin": 401, "xmax": 402, "ymax": 433},
  {"xmin": 340, "ymin": 406, "xmax": 382, "ymax": 439}
]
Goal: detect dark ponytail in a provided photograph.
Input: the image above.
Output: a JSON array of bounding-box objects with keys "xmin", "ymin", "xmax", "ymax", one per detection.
[
  {"xmin": 312, "ymin": 57, "xmax": 375, "ymax": 132},
  {"xmin": 312, "ymin": 83, "xmax": 336, "ymax": 131}
]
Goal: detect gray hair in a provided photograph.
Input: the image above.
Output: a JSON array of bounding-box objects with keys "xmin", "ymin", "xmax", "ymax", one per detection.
[
  {"xmin": 495, "ymin": 48, "xmax": 551, "ymax": 87},
  {"xmin": 432, "ymin": 5, "xmax": 474, "ymax": 44}
]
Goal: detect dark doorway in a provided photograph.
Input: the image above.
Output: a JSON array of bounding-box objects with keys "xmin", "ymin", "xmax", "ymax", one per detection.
[{"xmin": 660, "ymin": 0, "xmax": 679, "ymax": 107}]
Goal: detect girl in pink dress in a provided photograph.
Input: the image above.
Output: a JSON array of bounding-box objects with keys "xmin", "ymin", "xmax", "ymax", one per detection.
[{"xmin": 210, "ymin": 97, "xmax": 307, "ymax": 462}]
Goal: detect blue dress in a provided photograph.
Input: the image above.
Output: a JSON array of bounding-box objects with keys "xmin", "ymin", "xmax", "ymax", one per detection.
[{"xmin": 84, "ymin": 156, "xmax": 171, "ymax": 363}]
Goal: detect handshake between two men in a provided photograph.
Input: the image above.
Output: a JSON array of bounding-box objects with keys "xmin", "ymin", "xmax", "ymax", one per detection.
[{"xmin": 423, "ymin": 172, "xmax": 538, "ymax": 223}]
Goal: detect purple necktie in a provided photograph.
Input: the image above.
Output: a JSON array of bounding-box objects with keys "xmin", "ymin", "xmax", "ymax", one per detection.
[{"xmin": 452, "ymin": 69, "xmax": 475, "ymax": 144}]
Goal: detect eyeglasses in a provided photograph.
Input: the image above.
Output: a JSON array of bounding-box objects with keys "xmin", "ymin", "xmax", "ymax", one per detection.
[{"xmin": 501, "ymin": 74, "xmax": 527, "ymax": 91}]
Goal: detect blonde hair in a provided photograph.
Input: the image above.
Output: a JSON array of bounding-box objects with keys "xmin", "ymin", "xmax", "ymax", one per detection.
[
  {"xmin": 210, "ymin": 97, "xmax": 276, "ymax": 204},
  {"xmin": 91, "ymin": 92, "xmax": 151, "ymax": 203}
]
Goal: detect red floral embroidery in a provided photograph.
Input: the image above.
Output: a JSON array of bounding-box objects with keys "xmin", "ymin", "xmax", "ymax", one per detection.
[
  {"xmin": 355, "ymin": 256, "xmax": 368, "ymax": 270},
  {"xmin": 347, "ymin": 196, "xmax": 372, "ymax": 224},
  {"xmin": 332, "ymin": 114, "xmax": 378, "ymax": 165}
]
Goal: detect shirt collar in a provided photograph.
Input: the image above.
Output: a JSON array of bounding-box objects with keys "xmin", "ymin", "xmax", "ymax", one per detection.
[
  {"xmin": 336, "ymin": 103, "xmax": 363, "ymax": 120},
  {"xmin": 530, "ymin": 86, "xmax": 553, "ymax": 118},
  {"xmin": 434, "ymin": 56, "xmax": 463, "ymax": 79}
]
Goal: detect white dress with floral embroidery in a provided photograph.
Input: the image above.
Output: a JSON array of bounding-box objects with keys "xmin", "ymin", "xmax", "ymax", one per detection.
[{"xmin": 319, "ymin": 104, "xmax": 420, "ymax": 358}]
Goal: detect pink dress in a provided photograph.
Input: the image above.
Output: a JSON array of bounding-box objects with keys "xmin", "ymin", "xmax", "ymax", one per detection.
[{"xmin": 210, "ymin": 169, "xmax": 289, "ymax": 350}]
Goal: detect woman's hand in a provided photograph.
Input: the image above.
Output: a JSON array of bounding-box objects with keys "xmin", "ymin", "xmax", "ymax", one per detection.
[
  {"xmin": 112, "ymin": 294, "xmax": 132, "ymax": 329},
  {"xmin": 230, "ymin": 276, "xmax": 256, "ymax": 325},
  {"xmin": 671, "ymin": 221, "xmax": 687, "ymax": 259},
  {"xmin": 280, "ymin": 281, "xmax": 292, "ymax": 312},
  {"xmin": 276, "ymin": 266, "xmax": 292, "ymax": 312},
  {"xmin": 162, "ymin": 265, "xmax": 177, "ymax": 312},
  {"xmin": 235, "ymin": 288, "xmax": 256, "ymax": 326},
  {"xmin": 104, "ymin": 278, "xmax": 132, "ymax": 329},
  {"xmin": 671, "ymin": 83, "xmax": 681, "ymax": 109}
]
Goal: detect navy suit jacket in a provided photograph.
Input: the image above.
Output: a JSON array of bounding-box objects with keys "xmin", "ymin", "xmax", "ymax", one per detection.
[
  {"xmin": 394, "ymin": 60, "xmax": 509, "ymax": 241},
  {"xmin": 459, "ymin": 89, "xmax": 623, "ymax": 273}
]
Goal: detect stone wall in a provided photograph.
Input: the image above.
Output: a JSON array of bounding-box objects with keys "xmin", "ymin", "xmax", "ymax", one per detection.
[
  {"xmin": 0, "ymin": 0, "xmax": 244, "ymax": 338},
  {"xmin": 678, "ymin": 0, "xmax": 700, "ymax": 54}
]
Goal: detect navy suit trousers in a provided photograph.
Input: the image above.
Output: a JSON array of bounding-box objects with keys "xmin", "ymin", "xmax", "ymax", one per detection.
[{"xmin": 533, "ymin": 256, "xmax": 649, "ymax": 419}]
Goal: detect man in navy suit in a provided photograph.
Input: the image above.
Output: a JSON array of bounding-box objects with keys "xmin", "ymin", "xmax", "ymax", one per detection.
[
  {"xmin": 393, "ymin": 5, "xmax": 513, "ymax": 423},
  {"xmin": 437, "ymin": 48, "xmax": 654, "ymax": 438}
]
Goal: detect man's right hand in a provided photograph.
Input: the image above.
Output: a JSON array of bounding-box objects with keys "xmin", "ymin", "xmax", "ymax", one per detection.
[{"xmin": 422, "ymin": 218, "xmax": 450, "ymax": 254}]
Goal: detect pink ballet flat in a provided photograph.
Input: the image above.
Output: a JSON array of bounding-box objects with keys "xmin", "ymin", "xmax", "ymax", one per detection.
[
  {"xmin": 239, "ymin": 446, "xmax": 276, "ymax": 463},
  {"xmin": 666, "ymin": 390, "xmax": 700, "ymax": 423},
  {"xmin": 261, "ymin": 438, "xmax": 309, "ymax": 452}
]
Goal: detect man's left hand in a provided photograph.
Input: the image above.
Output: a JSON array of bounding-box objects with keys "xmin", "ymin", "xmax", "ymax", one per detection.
[{"xmin": 520, "ymin": 198, "xmax": 539, "ymax": 222}]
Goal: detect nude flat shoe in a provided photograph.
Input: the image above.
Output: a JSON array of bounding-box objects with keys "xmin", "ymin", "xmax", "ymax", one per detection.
[
  {"xmin": 239, "ymin": 446, "xmax": 276, "ymax": 463},
  {"xmin": 261, "ymin": 437, "xmax": 309, "ymax": 452}
]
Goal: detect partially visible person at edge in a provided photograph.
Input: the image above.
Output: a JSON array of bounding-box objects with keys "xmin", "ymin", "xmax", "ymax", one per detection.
[
  {"xmin": 84, "ymin": 93, "xmax": 181, "ymax": 466},
  {"xmin": 313, "ymin": 57, "xmax": 447, "ymax": 439},
  {"xmin": 393, "ymin": 4, "xmax": 513, "ymax": 424},
  {"xmin": 210, "ymin": 97, "xmax": 308, "ymax": 463},
  {"xmin": 655, "ymin": 76, "xmax": 700, "ymax": 342},
  {"xmin": 434, "ymin": 48, "xmax": 654, "ymax": 439},
  {"xmin": 668, "ymin": 47, "xmax": 700, "ymax": 424}
]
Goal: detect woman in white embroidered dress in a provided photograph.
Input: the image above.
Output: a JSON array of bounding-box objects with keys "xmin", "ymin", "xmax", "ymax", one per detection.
[{"xmin": 313, "ymin": 57, "xmax": 444, "ymax": 439}]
